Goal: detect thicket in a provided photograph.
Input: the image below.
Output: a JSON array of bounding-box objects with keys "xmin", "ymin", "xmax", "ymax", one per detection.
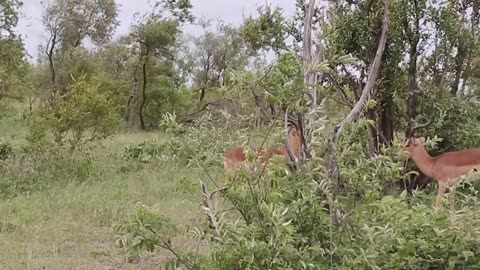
[{"xmin": 2, "ymin": 0, "xmax": 480, "ymax": 269}]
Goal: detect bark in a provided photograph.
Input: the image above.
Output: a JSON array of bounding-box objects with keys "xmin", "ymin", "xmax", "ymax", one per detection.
[
  {"xmin": 460, "ymin": 0, "xmax": 479, "ymax": 96},
  {"xmin": 450, "ymin": 45, "xmax": 465, "ymax": 96},
  {"xmin": 46, "ymin": 31, "xmax": 57, "ymax": 90},
  {"xmin": 139, "ymin": 46, "xmax": 150, "ymax": 130},
  {"xmin": 303, "ymin": 0, "xmax": 319, "ymax": 109},
  {"xmin": 126, "ymin": 61, "xmax": 140, "ymax": 123},
  {"xmin": 199, "ymin": 52, "xmax": 213, "ymax": 102},
  {"xmin": 405, "ymin": 0, "xmax": 421, "ymax": 137},
  {"xmin": 379, "ymin": 94, "xmax": 394, "ymax": 144},
  {"xmin": 450, "ymin": 3, "xmax": 468, "ymax": 96}
]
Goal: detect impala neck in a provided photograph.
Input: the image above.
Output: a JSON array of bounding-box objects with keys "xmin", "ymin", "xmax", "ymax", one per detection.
[{"xmin": 410, "ymin": 145, "xmax": 435, "ymax": 178}]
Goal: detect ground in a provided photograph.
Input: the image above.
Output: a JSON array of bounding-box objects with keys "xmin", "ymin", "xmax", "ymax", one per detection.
[{"xmin": 0, "ymin": 104, "xmax": 213, "ymax": 269}]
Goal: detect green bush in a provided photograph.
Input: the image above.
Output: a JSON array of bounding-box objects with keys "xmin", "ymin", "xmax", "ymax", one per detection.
[
  {"xmin": 0, "ymin": 147, "xmax": 97, "ymax": 199},
  {"xmin": 113, "ymin": 114, "xmax": 480, "ymax": 270},
  {"xmin": 27, "ymin": 76, "xmax": 119, "ymax": 152}
]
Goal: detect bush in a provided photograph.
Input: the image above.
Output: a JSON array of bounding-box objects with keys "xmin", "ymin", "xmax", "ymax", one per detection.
[
  {"xmin": 0, "ymin": 148, "xmax": 97, "ymax": 199},
  {"xmin": 27, "ymin": 76, "xmax": 119, "ymax": 152},
  {"xmin": 113, "ymin": 114, "xmax": 480, "ymax": 270}
]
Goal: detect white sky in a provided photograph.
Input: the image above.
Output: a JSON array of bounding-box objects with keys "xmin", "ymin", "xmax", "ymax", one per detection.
[{"xmin": 15, "ymin": 0, "xmax": 296, "ymax": 60}]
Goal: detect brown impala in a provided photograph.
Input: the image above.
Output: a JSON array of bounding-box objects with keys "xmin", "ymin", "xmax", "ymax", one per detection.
[
  {"xmin": 224, "ymin": 122, "xmax": 303, "ymax": 173},
  {"xmin": 402, "ymin": 122, "xmax": 480, "ymax": 211}
]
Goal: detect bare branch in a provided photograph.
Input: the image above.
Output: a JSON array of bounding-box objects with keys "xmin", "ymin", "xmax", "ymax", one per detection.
[{"xmin": 199, "ymin": 180, "xmax": 221, "ymax": 236}]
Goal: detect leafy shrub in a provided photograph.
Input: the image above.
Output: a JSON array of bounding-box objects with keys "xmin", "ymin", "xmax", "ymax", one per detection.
[
  {"xmin": 123, "ymin": 113, "xmax": 239, "ymax": 169},
  {"xmin": 27, "ymin": 76, "xmax": 119, "ymax": 151},
  {"xmin": 0, "ymin": 147, "xmax": 97, "ymax": 199},
  {"xmin": 113, "ymin": 112, "xmax": 480, "ymax": 270}
]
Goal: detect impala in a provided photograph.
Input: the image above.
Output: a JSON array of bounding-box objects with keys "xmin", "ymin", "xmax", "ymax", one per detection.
[
  {"xmin": 402, "ymin": 122, "xmax": 480, "ymax": 211},
  {"xmin": 224, "ymin": 121, "xmax": 303, "ymax": 173}
]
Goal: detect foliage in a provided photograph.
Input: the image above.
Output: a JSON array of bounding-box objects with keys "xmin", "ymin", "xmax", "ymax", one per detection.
[
  {"xmin": 122, "ymin": 113, "xmax": 237, "ymax": 168},
  {"xmin": 186, "ymin": 20, "xmax": 251, "ymax": 101},
  {"xmin": 114, "ymin": 202, "xmax": 178, "ymax": 253},
  {"xmin": 0, "ymin": 146, "xmax": 96, "ymax": 199},
  {"xmin": 0, "ymin": 0, "xmax": 23, "ymax": 37},
  {"xmin": 114, "ymin": 115, "xmax": 480, "ymax": 269},
  {"xmin": 28, "ymin": 76, "xmax": 119, "ymax": 151},
  {"xmin": 0, "ymin": 0, "xmax": 28, "ymax": 101},
  {"xmin": 241, "ymin": 5, "xmax": 290, "ymax": 54},
  {"xmin": 4, "ymin": 0, "xmax": 480, "ymax": 268},
  {"xmin": 42, "ymin": 0, "xmax": 119, "ymax": 51}
]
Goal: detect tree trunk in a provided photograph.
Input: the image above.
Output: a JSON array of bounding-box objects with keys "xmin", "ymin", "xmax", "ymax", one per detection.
[
  {"xmin": 303, "ymin": 0, "xmax": 319, "ymax": 109},
  {"xmin": 45, "ymin": 30, "xmax": 57, "ymax": 106},
  {"xmin": 379, "ymin": 94, "xmax": 394, "ymax": 144},
  {"xmin": 326, "ymin": 0, "xmax": 390, "ymax": 227},
  {"xmin": 405, "ymin": 37, "xmax": 419, "ymax": 133},
  {"xmin": 450, "ymin": 45, "xmax": 465, "ymax": 96},
  {"xmin": 139, "ymin": 46, "xmax": 150, "ymax": 130},
  {"xmin": 199, "ymin": 86, "xmax": 206, "ymax": 102},
  {"xmin": 127, "ymin": 61, "xmax": 140, "ymax": 124}
]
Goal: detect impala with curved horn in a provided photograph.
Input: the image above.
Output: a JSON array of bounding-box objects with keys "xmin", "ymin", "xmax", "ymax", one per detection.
[
  {"xmin": 402, "ymin": 120, "xmax": 480, "ymax": 211},
  {"xmin": 223, "ymin": 112, "xmax": 307, "ymax": 173}
]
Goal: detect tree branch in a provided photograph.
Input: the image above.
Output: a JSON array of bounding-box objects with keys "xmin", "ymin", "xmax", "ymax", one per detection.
[
  {"xmin": 326, "ymin": 0, "xmax": 390, "ymax": 228},
  {"xmin": 331, "ymin": 0, "xmax": 390, "ymax": 142}
]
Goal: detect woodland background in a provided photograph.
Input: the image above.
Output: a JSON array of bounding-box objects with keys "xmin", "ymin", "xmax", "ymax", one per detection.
[{"xmin": 1, "ymin": 0, "xmax": 480, "ymax": 269}]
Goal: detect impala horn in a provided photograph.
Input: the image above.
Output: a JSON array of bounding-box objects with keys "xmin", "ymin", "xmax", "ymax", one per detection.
[{"xmin": 408, "ymin": 118, "xmax": 434, "ymax": 138}]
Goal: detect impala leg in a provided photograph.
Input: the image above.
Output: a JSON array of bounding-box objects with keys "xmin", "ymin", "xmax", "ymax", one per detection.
[
  {"xmin": 435, "ymin": 182, "xmax": 447, "ymax": 211},
  {"xmin": 448, "ymin": 182, "xmax": 456, "ymax": 212}
]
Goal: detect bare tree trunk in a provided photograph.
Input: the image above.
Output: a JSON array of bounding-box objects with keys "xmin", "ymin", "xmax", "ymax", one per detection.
[
  {"xmin": 45, "ymin": 30, "xmax": 58, "ymax": 106},
  {"xmin": 325, "ymin": 0, "xmax": 390, "ymax": 227},
  {"xmin": 199, "ymin": 54, "xmax": 212, "ymax": 102},
  {"xmin": 127, "ymin": 61, "xmax": 140, "ymax": 124},
  {"xmin": 450, "ymin": 4, "xmax": 468, "ymax": 96},
  {"xmin": 460, "ymin": 0, "xmax": 478, "ymax": 96},
  {"xmin": 330, "ymin": 1, "xmax": 390, "ymax": 144},
  {"xmin": 405, "ymin": 0, "xmax": 421, "ymax": 137},
  {"xmin": 303, "ymin": 0, "xmax": 318, "ymax": 109},
  {"xmin": 139, "ymin": 46, "xmax": 150, "ymax": 130},
  {"xmin": 450, "ymin": 45, "xmax": 465, "ymax": 96},
  {"xmin": 46, "ymin": 32, "xmax": 57, "ymax": 86}
]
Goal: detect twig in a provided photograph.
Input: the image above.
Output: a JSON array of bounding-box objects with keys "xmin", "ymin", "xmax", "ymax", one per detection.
[
  {"xmin": 195, "ymin": 159, "xmax": 250, "ymax": 224},
  {"xmin": 199, "ymin": 180, "xmax": 222, "ymax": 236}
]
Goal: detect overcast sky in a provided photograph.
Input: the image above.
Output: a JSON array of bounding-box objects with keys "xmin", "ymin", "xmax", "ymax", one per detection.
[{"xmin": 15, "ymin": 0, "xmax": 296, "ymax": 60}]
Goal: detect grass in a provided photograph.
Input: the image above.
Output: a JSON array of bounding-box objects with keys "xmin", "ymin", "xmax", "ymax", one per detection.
[{"xmin": 0, "ymin": 103, "xmax": 214, "ymax": 269}]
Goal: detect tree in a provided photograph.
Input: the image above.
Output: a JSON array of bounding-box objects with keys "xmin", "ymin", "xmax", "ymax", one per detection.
[
  {"xmin": 0, "ymin": 0, "xmax": 27, "ymax": 102},
  {"xmin": 189, "ymin": 19, "xmax": 249, "ymax": 102},
  {"xmin": 41, "ymin": 0, "xmax": 119, "ymax": 96},
  {"xmin": 129, "ymin": 0, "xmax": 193, "ymax": 129},
  {"xmin": 0, "ymin": 0, "xmax": 23, "ymax": 37}
]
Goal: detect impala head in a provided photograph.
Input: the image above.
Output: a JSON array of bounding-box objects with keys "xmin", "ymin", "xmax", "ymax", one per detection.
[
  {"xmin": 402, "ymin": 118, "xmax": 433, "ymax": 158},
  {"xmin": 402, "ymin": 136, "xmax": 426, "ymax": 158}
]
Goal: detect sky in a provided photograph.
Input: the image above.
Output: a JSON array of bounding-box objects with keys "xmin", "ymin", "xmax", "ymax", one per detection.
[{"xmin": 15, "ymin": 0, "xmax": 296, "ymax": 60}]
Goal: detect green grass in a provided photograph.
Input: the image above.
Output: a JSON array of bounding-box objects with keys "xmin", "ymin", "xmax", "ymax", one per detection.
[{"xmin": 0, "ymin": 105, "xmax": 212, "ymax": 269}]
